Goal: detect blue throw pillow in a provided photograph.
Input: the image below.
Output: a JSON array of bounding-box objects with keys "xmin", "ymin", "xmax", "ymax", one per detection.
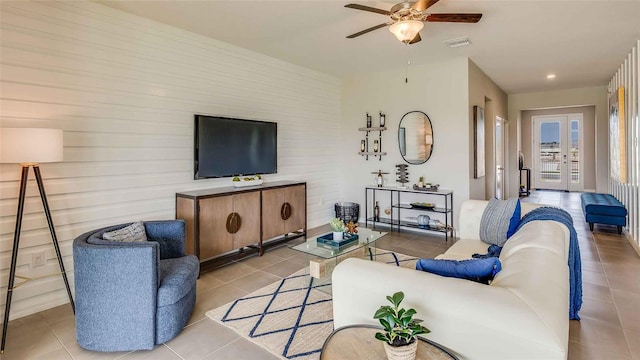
[
  {"xmin": 479, "ymin": 198, "xmax": 521, "ymax": 246},
  {"xmin": 415, "ymin": 257, "xmax": 502, "ymax": 284}
]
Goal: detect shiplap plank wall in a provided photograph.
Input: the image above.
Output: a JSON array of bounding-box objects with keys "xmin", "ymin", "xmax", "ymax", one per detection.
[
  {"xmin": 0, "ymin": 1, "xmax": 342, "ymax": 320},
  {"xmin": 609, "ymin": 40, "xmax": 640, "ymax": 252}
]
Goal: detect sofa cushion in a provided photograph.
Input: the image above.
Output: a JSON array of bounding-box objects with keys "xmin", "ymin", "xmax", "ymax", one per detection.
[
  {"xmin": 103, "ymin": 221, "xmax": 147, "ymax": 242},
  {"xmin": 157, "ymin": 255, "xmax": 199, "ymax": 307},
  {"xmin": 415, "ymin": 257, "xmax": 502, "ymax": 284},
  {"xmin": 479, "ymin": 198, "xmax": 521, "ymax": 246},
  {"xmin": 436, "ymin": 238, "xmax": 491, "ymax": 261}
]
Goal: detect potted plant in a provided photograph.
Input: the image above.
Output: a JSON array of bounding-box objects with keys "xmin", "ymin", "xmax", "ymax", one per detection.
[
  {"xmin": 329, "ymin": 218, "xmax": 346, "ymax": 241},
  {"xmin": 418, "ymin": 176, "xmax": 424, "ymax": 188},
  {"xmin": 374, "ymin": 291, "xmax": 430, "ymax": 360}
]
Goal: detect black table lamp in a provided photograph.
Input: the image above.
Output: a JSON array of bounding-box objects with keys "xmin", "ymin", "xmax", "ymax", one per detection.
[{"xmin": 0, "ymin": 128, "xmax": 75, "ymax": 353}]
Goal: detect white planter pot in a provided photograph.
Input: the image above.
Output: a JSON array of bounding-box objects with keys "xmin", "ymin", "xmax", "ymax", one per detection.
[{"xmin": 332, "ymin": 231, "xmax": 343, "ymax": 241}]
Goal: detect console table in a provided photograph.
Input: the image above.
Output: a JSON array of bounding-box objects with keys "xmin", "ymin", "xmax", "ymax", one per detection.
[
  {"xmin": 365, "ymin": 186, "xmax": 454, "ymax": 241},
  {"xmin": 176, "ymin": 181, "xmax": 306, "ymax": 272}
]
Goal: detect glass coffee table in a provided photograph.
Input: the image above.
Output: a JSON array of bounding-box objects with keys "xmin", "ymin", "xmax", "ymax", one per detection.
[
  {"xmin": 320, "ymin": 325, "xmax": 458, "ymax": 360},
  {"xmin": 290, "ymin": 227, "xmax": 386, "ymax": 293}
]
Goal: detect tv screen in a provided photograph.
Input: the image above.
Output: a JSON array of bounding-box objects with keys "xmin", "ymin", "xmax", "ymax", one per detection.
[{"xmin": 194, "ymin": 115, "xmax": 277, "ymax": 179}]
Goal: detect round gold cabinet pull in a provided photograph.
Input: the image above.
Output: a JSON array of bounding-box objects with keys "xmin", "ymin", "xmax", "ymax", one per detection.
[
  {"xmin": 281, "ymin": 202, "xmax": 292, "ymax": 220},
  {"xmin": 226, "ymin": 212, "xmax": 241, "ymax": 234}
]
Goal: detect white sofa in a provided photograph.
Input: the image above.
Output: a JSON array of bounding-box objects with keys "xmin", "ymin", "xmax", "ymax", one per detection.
[{"xmin": 332, "ymin": 199, "xmax": 571, "ymax": 360}]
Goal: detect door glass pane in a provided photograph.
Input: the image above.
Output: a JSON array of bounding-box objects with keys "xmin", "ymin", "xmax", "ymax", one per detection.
[
  {"xmin": 539, "ymin": 122, "xmax": 561, "ymax": 182},
  {"xmin": 570, "ymin": 120, "xmax": 580, "ymax": 184}
]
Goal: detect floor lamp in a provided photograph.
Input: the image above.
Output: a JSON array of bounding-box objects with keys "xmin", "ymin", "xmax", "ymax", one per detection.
[{"xmin": 0, "ymin": 128, "xmax": 75, "ymax": 353}]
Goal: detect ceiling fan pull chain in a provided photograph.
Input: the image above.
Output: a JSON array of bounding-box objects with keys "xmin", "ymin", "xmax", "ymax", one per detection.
[{"xmin": 405, "ymin": 48, "xmax": 411, "ymax": 83}]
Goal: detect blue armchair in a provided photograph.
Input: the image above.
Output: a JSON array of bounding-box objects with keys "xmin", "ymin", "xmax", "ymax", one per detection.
[{"xmin": 73, "ymin": 220, "xmax": 199, "ymax": 352}]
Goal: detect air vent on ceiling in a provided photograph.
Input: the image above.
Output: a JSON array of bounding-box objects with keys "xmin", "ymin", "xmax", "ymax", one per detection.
[{"xmin": 443, "ymin": 37, "xmax": 471, "ymax": 48}]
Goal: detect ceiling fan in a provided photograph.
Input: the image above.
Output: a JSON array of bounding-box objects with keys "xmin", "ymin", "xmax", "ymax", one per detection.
[{"xmin": 345, "ymin": 0, "xmax": 482, "ymax": 44}]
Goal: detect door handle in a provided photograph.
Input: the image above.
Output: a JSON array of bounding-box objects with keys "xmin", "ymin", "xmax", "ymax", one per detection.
[
  {"xmin": 226, "ymin": 212, "xmax": 242, "ymax": 234},
  {"xmin": 281, "ymin": 202, "xmax": 292, "ymax": 220}
]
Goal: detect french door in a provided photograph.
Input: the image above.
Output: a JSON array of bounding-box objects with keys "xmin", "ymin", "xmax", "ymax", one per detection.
[{"xmin": 532, "ymin": 114, "xmax": 583, "ymax": 191}]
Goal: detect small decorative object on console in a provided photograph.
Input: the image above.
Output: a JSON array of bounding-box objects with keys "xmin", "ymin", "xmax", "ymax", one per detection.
[
  {"xmin": 373, "ymin": 140, "xmax": 379, "ymax": 152},
  {"xmin": 374, "ymin": 291, "xmax": 430, "ymax": 360},
  {"xmin": 410, "ymin": 202, "xmax": 435, "ymax": 210},
  {"xmin": 395, "ymin": 164, "xmax": 409, "ymax": 188},
  {"xmin": 374, "ymin": 202, "xmax": 380, "ymax": 222},
  {"xmin": 232, "ymin": 175, "xmax": 263, "ymax": 187},
  {"xmin": 360, "ymin": 140, "xmax": 366, "ymax": 152},
  {"xmin": 366, "ymin": 112, "xmax": 372, "ymax": 128},
  {"xmin": 372, "ymin": 170, "xmax": 389, "ymax": 187},
  {"xmin": 418, "ymin": 176, "xmax": 424, "ymax": 188},
  {"xmin": 413, "ymin": 183, "xmax": 439, "ymax": 191},
  {"xmin": 379, "ymin": 111, "xmax": 386, "ymax": 127}
]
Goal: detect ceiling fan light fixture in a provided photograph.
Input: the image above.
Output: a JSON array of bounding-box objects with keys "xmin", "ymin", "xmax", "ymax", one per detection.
[{"xmin": 389, "ymin": 20, "xmax": 424, "ymax": 43}]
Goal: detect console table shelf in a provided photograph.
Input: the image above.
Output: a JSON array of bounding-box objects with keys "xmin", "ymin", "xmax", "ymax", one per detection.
[{"xmin": 365, "ymin": 186, "xmax": 454, "ymax": 240}]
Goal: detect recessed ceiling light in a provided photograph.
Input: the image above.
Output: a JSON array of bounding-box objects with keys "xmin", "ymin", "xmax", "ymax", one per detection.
[
  {"xmin": 546, "ymin": 74, "xmax": 556, "ymax": 79},
  {"xmin": 443, "ymin": 37, "xmax": 471, "ymax": 48}
]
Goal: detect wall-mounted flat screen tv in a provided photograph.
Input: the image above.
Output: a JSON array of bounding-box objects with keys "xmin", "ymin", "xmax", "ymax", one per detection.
[{"xmin": 194, "ymin": 115, "xmax": 277, "ymax": 179}]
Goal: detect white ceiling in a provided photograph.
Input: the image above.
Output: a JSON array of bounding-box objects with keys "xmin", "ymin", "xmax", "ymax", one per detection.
[{"xmin": 98, "ymin": 0, "xmax": 640, "ymax": 94}]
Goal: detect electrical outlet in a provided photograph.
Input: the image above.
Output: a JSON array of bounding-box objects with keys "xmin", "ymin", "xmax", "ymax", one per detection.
[{"xmin": 32, "ymin": 251, "xmax": 46, "ymax": 268}]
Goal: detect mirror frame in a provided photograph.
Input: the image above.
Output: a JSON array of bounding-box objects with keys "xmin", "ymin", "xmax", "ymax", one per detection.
[{"xmin": 398, "ymin": 111, "xmax": 434, "ymax": 165}]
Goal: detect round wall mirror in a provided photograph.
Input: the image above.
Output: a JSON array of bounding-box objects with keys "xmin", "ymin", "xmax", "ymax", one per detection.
[{"xmin": 398, "ymin": 111, "xmax": 433, "ymax": 165}]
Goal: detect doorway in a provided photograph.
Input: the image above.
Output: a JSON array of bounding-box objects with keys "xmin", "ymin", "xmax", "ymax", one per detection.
[
  {"xmin": 495, "ymin": 116, "xmax": 504, "ymax": 199},
  {"xmin": 532, "ymin": 114, "xmax": 583, "ymax": 191}
]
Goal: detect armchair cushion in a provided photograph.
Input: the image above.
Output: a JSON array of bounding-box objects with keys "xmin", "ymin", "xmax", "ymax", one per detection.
[
  {"xmin": 158, "ymin": 256, "xmax": 200, "ymax": 307},
  {"xmin": 102, "ymin": 221, "xmax": 147, "ymax": 242}
]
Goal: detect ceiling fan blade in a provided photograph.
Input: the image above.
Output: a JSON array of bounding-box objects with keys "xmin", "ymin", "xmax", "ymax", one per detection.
[
  {"xmin": 409, "ymin": 33, "xmax": 422, "ymax": 44},
  {"xmin": 425, "ymin": 13, "xmax": 482, "ymax": 23},
  {"xmin": 413, "ymin": 0, "xmax": 439, "ymax": 12},
  {"xmin": 344, "ymin": 4, "xmax": 390, "ymax": 16},
  {"xmin": 346, "ymin": 22, "xmax": 393, "ymax": 38}
]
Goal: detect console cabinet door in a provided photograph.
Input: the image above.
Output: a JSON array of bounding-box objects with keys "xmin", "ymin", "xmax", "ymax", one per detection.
[
  {"xmin": 262, "ymin": 185, "xmax": 306, "ymax": 240},
  {"xmin": 283, "ymin": 185, "xmax": 306, "ymax": 234},
  {"xmin": 261, "ymin": 188, "xmax": 284, "ymax": 240},
  {"xmin": 198, "ymin": 196, "xmax": 233, "ymax": 260},
  {"xmin": 232, "ymin": 192, "xmax": 261, "ymax": 249}
]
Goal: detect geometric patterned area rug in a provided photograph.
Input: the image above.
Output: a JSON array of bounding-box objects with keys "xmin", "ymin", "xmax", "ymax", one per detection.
[{"xmin": 206, "ymin": 250, "xmax": 418, "ymax": 360}]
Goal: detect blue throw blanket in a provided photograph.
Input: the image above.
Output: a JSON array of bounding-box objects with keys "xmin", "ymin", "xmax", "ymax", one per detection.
[{"xmin": 517, "ymin": 207, "xmax": 583, "ymax": 320}]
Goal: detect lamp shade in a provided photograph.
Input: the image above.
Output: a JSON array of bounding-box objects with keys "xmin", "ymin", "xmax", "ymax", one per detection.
[
  {"xmin": 0, "ymin": 128, "xmax": 63, "ymax": 164},
  {"xmin": 389, "ymin": 20, "xmax": 424, "ymax": 43}
]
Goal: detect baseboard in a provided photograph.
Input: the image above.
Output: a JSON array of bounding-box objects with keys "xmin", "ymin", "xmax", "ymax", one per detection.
[{"xmin": 623, "ymin": 230, "xmax": 640, "ymax": 257}]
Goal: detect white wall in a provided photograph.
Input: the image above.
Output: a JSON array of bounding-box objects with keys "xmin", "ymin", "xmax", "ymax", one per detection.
[
  {"xmin": 468, "ymin": 60, "xmax": 508, "ymax": 200},
  {"xmin": 0, "ymin": 1, "xmax": 342, "ymax": 320},
  {"xmin": 340, "ymin": 57, "xmax": 470, "ymax": 225},
  {"xmin": 609, "ymin": 40, "xmax": 640, "ymax": 253},
  {"xmin": 508, "ymin": 86, "xmax": 609, "ymax": 197}
]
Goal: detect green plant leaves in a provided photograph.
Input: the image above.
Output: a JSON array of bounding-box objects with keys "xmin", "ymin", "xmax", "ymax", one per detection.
[
  {"xmin": 391, "ymin": 291, "xmax": 404, "ymax": 307},
  {"xmin": 373, "ymin": 291, "xmax": 431, "ymax": 345}
]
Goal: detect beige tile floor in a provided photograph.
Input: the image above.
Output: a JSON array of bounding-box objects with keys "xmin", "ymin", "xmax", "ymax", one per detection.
[{"xmin": 1, "ymin": 190, "xmax": 638, "ymax": 360}]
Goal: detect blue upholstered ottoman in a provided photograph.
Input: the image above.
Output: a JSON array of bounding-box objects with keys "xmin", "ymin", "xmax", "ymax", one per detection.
[{"xmin": 580, "ymin": 193, "xmax": 627, "ymax": 234}]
